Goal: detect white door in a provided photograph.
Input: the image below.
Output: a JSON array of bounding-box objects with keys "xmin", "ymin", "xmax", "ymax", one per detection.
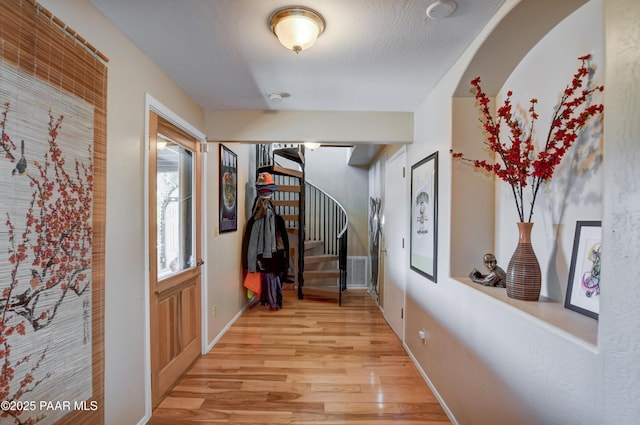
[{"xmin": 383, "ymin": 148, "xmax": 407, "ymax": 340}]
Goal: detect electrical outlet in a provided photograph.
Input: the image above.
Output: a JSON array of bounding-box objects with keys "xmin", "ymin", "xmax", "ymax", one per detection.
[
  {"xmin": 212, "ymin": 304, "xmax": 217, "ymax": 317},
  {"xmin": 418, "ymin": 329, "xmax": 427, "ymax": 346}
]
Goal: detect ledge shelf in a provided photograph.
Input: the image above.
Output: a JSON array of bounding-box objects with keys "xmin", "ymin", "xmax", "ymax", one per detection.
[{"xmin": 455, "ymin": 277, "xmax": 598, "ymax": 351}]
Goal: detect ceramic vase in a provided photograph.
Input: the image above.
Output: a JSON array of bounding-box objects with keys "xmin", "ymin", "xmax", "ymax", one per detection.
[{"xmin": 506, "ymin": 222, "xmax": 541, "ymax": 301}]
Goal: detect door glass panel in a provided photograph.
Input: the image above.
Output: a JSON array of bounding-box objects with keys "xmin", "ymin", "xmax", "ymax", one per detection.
[{"xmin": 156, "ymin": 135, "xmax": 195, "ymax": 279}]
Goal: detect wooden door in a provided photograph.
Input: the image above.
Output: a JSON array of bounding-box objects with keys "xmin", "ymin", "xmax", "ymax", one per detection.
[
  {"xmin": 383, "ymin": 148, "xmax": 407, "ymax": 340},
  {"xmin": 149, "ymin": 112, "xmax": 202, "ymax": 407}
]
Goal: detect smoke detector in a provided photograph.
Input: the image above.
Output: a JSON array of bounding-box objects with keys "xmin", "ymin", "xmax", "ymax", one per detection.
[
  {"xmin": 426, "ymin": 0, "xmax": 457, "ymax": 20},
  {"xmin": 268, "ymin": 92, "xmax": 291, "ymax": 102}
]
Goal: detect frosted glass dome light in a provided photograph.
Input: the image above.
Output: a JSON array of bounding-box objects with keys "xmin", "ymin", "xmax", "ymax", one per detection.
[{"xmin": 269, "ymin": 7, "xmax": 325, "ymax": 54}]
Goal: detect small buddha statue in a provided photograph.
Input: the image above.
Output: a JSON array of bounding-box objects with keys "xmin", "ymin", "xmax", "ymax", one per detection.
[{"xmin": 469, "ymin": 253, "xmax": 506, "ymax": 288}]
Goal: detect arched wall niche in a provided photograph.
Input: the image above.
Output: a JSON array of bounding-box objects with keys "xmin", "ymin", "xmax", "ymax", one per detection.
[
  {"xmin": 454, "ymin": 0, "xmax": 589, "ymax": 97},
  {"xmin": 450, "ymin": 0, "xmax": 594, "ymax": 283}
]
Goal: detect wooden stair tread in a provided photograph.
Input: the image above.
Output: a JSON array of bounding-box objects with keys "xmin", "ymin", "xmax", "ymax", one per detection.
[
  {"xmin": 305, "ymin": 254, "xmax": 339, "ymax": 265},
  {"xmin": 272, "ymin": 199, "xmax": 299, "ymax": 207},
  {"xmin": 273, "ymin": 147, "xmax": 304, "ymax": 165},
  {"xmin": 277, "ymin": 185, "xmax": 301, "ymax": 193},
  {"xmin": 281, "ymin": 214, "xmax": 299, "ymax": 222},
  {"xmin": 304, "ymin": 240, "xmax": 324, "ymax": 251},
  {"xmin": 272, "ymin": 165, "xmax": 303, "ymax": 179},
  {"xmin": 305, "ymin": 270, "xmax": 341, "ymax": 279},
  {"xmin": 301, "ymin": 286, "xmax": 341, "ymax": 298}
]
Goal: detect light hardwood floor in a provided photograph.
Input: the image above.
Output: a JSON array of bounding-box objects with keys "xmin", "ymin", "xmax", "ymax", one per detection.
[{"xmin": 148, "ymin": 289, "xmax": 452, "ymax": 425}]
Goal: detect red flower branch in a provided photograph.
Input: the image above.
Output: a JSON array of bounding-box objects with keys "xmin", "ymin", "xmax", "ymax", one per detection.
[
  {"xmin": 451, "ymin": 55, "xmax": 604, "ymax": 222},
  {"xmin": 2, "ymin": 109, "xmax": 93, "ymax": 329},
  {"xmin": 0, "ymin": 102, "xmax": 93, "ymax": 424}
]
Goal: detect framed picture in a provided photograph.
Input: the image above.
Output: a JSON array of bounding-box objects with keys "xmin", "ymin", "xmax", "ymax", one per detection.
[
  {"xmin": 565, "ymin": 221, "xmax": 601, "ymax": 319},
  {"xmin": 219, "ymin": 144, "xmax": 238, "ymax": 233},
  {"xmin": 410, "ymin": 151, "xmax": 438, "ymax": 282}
]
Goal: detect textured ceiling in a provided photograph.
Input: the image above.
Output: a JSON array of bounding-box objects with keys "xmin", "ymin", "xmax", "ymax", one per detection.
[{"xmin": 89, "ymin": 0, "xmax": 505, "ymax": 112}]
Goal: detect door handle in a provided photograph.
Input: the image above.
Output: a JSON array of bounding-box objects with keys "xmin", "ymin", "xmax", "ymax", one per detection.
[{"xmin": 196, "ymin": 258, "xmax": 205, "ymax": 267}]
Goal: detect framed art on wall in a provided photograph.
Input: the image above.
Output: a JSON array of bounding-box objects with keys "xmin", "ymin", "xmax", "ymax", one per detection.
[
  {"xmin": 410, "ymin": 151, "xmax": 438, "ymax": 282},
  {"xmin": 565, "ymin": 221, "xmax": 601, "ymax": 319},
  {"xmin": 219, "ymin": 144, "xmax": 238, "ymax": 233}
]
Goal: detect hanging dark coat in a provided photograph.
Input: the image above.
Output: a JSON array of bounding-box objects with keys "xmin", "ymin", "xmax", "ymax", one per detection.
[{"xmin": 241, "ymin": 198, "xmax": 289, "ymax": 276}]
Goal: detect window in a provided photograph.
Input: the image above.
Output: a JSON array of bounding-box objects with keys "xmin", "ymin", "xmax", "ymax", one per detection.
[{"xmin": 156, "ymin": 135, "xmax": 195, "ymax": 279}]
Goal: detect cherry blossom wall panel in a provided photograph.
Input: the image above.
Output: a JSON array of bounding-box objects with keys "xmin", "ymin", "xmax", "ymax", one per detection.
[{"xmin": 0, "ymin": 1, "xmax": 107, "ymax": 424}]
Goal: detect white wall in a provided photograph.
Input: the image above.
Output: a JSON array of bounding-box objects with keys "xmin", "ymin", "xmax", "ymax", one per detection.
[
  {"xmin": 601, "ymin": 0, "xmax": 640, "ymax": 421},
  {"xmin": 204, "ymin": 142, "xmax": 251, "ymax": 345},
  {"xmin": 35, "ymin": 1, "xmax": 640, "ymax": 425},
  {"xmin": 205, "ymin": 109, "xmax": 413, "ymax": 144},
  {"xmin": 450, "ymin": 96, "xmax": 495, "ymax": 278},
  {"xmin": 374, "ymin": 1, "xmax": 621, "ymax": 424},
  {"xmin": 305, "ymin": 147, "xmax": 369, "ymax": 256},
  {"xmin": 39, "ymin": 1, "xmax": 204, "ymax": 424}
]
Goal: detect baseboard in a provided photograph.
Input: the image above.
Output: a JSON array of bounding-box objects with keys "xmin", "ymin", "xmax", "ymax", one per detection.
[
  {"xmin": 403, "ymin": 342, "xmax": 459, "ymax": 425},
  {"xmin": 370, "ymin": 291, "xmax": 456, "ymax": 424},
  {"xmin": 206, "ymin": 302, "xmax": 249, "ymax": 353}
]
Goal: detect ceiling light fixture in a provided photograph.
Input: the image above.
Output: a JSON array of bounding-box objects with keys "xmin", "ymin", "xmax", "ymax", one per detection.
[
  {"xmin": 269, "ymin": 6, "xmax": 325, "ymax": 54},
  {"xmin": 304, "ymin": 142, "xmax": 321, "ymax": 151}
]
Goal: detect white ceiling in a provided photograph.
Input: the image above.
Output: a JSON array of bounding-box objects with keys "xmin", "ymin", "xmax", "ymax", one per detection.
[
  {"xmin": 89, "ymin": 0, "xmax": 507, "ymax": 165},
  {"xmin": 89, "ymin": 0, "xmax": 505, "ymax": 113}
]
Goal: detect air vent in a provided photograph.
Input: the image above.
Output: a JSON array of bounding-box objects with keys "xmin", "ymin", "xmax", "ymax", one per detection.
[{"xmin": 345, "ymin": 256, "xmax": 369, "ymax": 288}]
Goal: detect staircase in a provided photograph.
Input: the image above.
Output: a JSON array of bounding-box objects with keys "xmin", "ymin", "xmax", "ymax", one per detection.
[{"xmin": 256, "ymin": 144, "xmax": 348, "ymax": 305}]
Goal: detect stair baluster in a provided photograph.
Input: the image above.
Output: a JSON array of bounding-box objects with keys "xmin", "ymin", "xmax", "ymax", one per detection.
[{"xmin": 255, "ymin": 143, "xmax": 348, "ymax": 305}]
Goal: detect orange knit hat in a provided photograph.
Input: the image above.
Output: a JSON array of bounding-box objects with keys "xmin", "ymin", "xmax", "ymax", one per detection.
[{"xmin": 256, "ymin": 172, "xmax": 275, "ymax": 186}]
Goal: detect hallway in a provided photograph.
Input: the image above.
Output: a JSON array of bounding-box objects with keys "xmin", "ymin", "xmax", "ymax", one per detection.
[{"xmin": 148, "ymin": 289, "xmax": 452, "ymax": 424}]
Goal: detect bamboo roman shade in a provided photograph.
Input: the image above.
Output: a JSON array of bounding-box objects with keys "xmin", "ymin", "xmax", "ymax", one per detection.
[{"xmin": 0, "ymin": 1, "xmax": 107, "ymax": 424}]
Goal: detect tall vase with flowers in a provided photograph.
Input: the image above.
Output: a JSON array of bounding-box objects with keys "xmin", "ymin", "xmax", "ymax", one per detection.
[{"xmin": 451, "ymin": 54, "xmax": 604, "ymax": 301}]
